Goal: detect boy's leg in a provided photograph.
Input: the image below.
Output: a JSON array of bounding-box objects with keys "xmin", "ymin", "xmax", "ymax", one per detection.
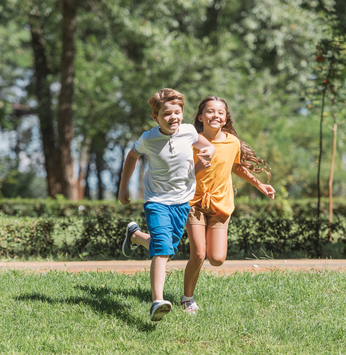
[
  {"xmin": 150, "ymin": 255, "xmax": 169, "ymax": 301},
  {"xmin": 206, "ymin": 228, "xmax": 228, "ymax": 266},
  {"xmin": 184, "ymin": 224, "xmax": 207, "ymax": 298},
  {"xmin": 131, "ymin": 230, "xmax": 150, "ymax": 250},
  {"xmin": 150, "ymin": 255, "xmax": 172, "ymax": 321},
  {"xmin": 122, "ymin": 222, "xmax": 150, "ymax": 258}
]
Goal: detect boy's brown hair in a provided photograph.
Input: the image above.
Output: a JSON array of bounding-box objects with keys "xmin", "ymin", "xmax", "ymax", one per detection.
[{"xmin": 148, "ymin": 88, "xmax": 185, "ymax": 115}]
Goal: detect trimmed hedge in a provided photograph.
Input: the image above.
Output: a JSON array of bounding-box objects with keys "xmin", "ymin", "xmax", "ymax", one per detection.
[
  {"xmin": 1, "ymin": 215, "xmax": 346, "ymax": 260},
  {"xmin": 0, "ymin": 197, "xmax": 345, "ymax": 219}
]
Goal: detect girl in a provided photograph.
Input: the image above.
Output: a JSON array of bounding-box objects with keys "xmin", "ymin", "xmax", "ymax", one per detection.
[{"xmin": 181, "ymin": 96, "xmax": 275, "ymax": 313}]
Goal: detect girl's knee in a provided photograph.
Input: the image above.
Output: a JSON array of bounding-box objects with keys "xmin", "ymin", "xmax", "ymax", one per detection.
[
  {"xmin": 190, "ymin": 251, "xmax": 205, "ymax": 266},
  {"xmin": 209, "ymin": 257, "xmax": 225, "ymax": 267}
]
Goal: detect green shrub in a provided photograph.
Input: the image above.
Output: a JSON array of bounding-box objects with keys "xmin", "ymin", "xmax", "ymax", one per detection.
[
  {"xmin": 1, "ymin": 215, "xmax": 346, "ymax": 260},
  {"xmin": 0, "ymin": 198, "xmax": 145, "ymax": 219},
  {"xmin": 0, "ymin": 219, "xmax": 56, "ymax": 258},
  {"xmin": 0, "ymin": 197, "xmax": 345, "ymax": 219}
]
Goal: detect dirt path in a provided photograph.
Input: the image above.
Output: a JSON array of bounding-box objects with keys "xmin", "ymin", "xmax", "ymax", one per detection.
[{"xmin": 1, "ymin": 259, "xmax": 346, "ymax": 274}]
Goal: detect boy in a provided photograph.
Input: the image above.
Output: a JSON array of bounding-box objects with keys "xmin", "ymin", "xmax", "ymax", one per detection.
[{"xmin": 118, "ymin": 88, "xmax": 215, "ymax": 321}]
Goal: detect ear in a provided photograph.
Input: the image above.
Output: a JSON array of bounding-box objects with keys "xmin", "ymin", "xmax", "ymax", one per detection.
[
  {"xmin": 152, "ymin": 112, "xmax": 158, "ymax": 123},
  {"xmin": 198, "ymin": 115, "xmax": 203, "ymax": 122}
]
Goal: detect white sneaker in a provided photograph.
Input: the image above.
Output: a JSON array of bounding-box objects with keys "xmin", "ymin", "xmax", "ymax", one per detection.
[
  {"xmin": 150, "ymin": 300, "xmax": 172, "ymax": 321},
  {"xmin": 181, "ymin": 299, "xmax": 199, "ymax": 314}
]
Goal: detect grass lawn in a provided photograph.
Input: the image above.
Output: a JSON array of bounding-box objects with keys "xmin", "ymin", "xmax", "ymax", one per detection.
[{"xmin": 1, "ymin": 269, "xmax": 346, "ymax": 354}]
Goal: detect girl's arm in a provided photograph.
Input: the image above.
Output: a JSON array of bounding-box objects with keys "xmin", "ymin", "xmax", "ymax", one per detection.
[
  {"xmin": 192, "ymin": 134, "xmax": 216, "ymax": 162},
  {"xmin": 232, "ymin": 163, "xmax": 275, "ymax": 199},
  {"xmin": 118, "ymin": 148, "xmax": 141, "ymax": 205}
]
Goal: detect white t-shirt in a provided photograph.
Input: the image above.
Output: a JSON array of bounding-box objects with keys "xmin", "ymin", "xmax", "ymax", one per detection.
[{"xmin": 133, "ymin": 124, "xmax": 199, "ymax": 205}]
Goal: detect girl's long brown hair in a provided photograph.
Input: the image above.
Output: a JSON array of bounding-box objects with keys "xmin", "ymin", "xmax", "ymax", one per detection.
[{"xmin": 193, "ymin": 96, "xmax": 271, "ymax": 180}]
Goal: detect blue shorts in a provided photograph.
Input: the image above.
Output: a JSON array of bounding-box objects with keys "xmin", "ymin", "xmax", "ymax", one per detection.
[{"xmin": 144, "ymin": 202, "xmax": 191, "ymax": 259}]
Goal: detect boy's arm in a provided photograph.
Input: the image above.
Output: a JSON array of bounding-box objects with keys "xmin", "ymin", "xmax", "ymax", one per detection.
[
  {"xmin": 192, "ymin": 134, "xmax": 215, "ymax": 162},
  {"xmin": 232, "ymin": 163, "xmax": 275, "ymax": 200},
  {"xmin": 118, "ymin": 148, "xmax": 141, "ymax": 205},
  {"xmin": 195, "ymin": 158, "xmax": 210, "ymax": 175}
]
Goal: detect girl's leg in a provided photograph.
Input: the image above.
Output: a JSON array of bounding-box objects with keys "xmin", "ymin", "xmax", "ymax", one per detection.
[
  {"xmin": 184, "ymin": 224, "xmax": 207, "ymax": 297},
  {"xmin": 131, "ymin": 230, "xmax": 150, "ymax": 250},
  {"xmin": 150, "ymin": 255, "xmax": 169, "ymax": 301},
  {"xmin": 206, "ymin": 228, "xmax": 228, "ymax": 266}
]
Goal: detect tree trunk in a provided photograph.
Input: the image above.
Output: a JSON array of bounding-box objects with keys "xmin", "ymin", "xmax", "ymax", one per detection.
[
  {"xmin": 77, "ymin": 137, "xmax": 91, "ymax": 200},
  {"xmin": 84, "ymin": 161, "xmax": 91, "ymax": 200},
  {"xmin": 329, "ymin": 123, "xmax": 337, "ymax": 223},
  {"xmin": 30, "ymin": 19, "xmax": 61, "ymax": 197},
  {"xmin": 58, "ymin": 0, "xmax": 78, "ymax": 200},
  {"xmin": 328, "ymin": 81, "xmax": 338, "ymax": 238},
  {"xmin": 95, "ymin": 150, "xmax": 104, "ymax": 200},
  {"xmin": 317, "ymin": 60, "xmax": 333, "ymax": 219},
  {"xmin": 317, "ymin": 86, "xmax": 326, "ymax": 219},
  {"xmin": 116, "ymin": 144, "xmax": 126, "ymax": 199}
]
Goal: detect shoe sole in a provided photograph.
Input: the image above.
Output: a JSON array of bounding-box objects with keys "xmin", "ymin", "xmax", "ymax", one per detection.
[
  {"xmin": 150, "ymin": 304, "xmax": 172, "ymax": 322},
  {"xmin": 122, "ymin": 222, "xmax": 137, "ymax": 257}
]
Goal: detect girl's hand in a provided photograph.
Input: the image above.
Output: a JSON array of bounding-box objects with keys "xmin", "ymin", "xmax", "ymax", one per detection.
[
  {"xmin": 257, "ymin": 183, "xmax": 276, "ymax": 200},
  {"xmin": 118, "ymin": 187, "xmax": 131, "ymax": 205},
  {"xmin": 197, "ymin": 145, "xmax": 215, "ymax": 162}
]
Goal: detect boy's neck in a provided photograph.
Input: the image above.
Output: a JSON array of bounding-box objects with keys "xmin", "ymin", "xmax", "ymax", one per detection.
[
  {"xmin": 158, "ymin": 126, "xmax": 179, "ymax": 136},
  {"xmin": 203, "ymin": 129, "xmax": 226, "ymax": 142}
]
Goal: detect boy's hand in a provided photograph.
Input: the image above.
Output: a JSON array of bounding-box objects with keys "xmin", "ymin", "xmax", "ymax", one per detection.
[
  {"xmin": 196, "ymin": 145, "xmax": 215, "ymax": 162},
  {"xmin": 257, "ymin": 183, "xmax": 276, "ymax": 200},
  {"xmin": 198, "ymin": 156, "xmax": 211, "ymax": 168},
  {"xmin": 195, "ymin": 157, "xmax": 211, "ymax": 175},
  {"xmin": 118, "ymin": 187, "xmax": 131, "ymax": 205}
]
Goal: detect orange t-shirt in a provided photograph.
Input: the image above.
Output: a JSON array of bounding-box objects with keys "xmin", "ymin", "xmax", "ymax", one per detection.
[{"xmin": 189, "ymin": 133, "xmax": 241, "ymax": 217}]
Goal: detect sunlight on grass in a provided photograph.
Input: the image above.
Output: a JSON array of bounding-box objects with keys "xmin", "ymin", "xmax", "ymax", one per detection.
[{"xmin": 1, "ymin": 269, "xmax": 346, "ymax": 354}]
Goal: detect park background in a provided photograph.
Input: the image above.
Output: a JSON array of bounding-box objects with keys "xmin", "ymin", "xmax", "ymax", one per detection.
[{"xmin": 0, "ymin": 0, "xmax": 346, "ymax": 260}]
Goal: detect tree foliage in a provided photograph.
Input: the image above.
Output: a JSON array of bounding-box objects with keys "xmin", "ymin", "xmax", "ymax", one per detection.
[{"xmin": 0, "ymin": 0, "xmax": 345, "ymax": 200}]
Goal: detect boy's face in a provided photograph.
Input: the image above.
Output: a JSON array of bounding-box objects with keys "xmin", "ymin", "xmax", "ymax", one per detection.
[{"xmin": 152, "ymin": 101, "xmax": 183, "ymax": 135}]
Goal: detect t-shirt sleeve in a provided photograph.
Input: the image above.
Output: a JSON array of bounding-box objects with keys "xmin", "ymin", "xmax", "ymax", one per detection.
[
  {"xmin": 187, "ymin": 124, "xmax": 199, "ymax": 144},
  {"xmin": 193, "ymin": 147, "xmax": 199, "ymax": 164},
  {"xmin": 133, "ymin": 134, "xmax": 146, "ymax": 155},
  {"xmin": 235, "ymin": 141, "xmax": 241, "ymax": 164}
]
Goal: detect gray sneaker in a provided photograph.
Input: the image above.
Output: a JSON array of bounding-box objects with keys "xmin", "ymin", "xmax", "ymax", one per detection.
[
  {"xmin": 122, "ymin": 222, "xmax": 141, "ymax": 258},
  {"xmin": 150, "ymin": 300, "xmax": 172, "ymax": 321}
]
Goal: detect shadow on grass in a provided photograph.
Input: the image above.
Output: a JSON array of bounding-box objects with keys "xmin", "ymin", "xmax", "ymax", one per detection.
[
  {"xmin": 15, "ymin": 286, "xmax": 156, "ymax": 332},
  {"xmin": 100, "ymin": 284, "xmax": 177, "ymax": 305}
]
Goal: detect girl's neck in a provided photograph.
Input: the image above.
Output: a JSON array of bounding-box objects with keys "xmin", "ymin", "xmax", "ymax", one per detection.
[{"xmin": 203, "ymin": 129, "xmax": 226, "ymax": 142}]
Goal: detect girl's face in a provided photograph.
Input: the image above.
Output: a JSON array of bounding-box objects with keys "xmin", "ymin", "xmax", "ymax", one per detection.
[{"xmin": 198, "ymin": 100, "xmax": 227, "ymax": 131}]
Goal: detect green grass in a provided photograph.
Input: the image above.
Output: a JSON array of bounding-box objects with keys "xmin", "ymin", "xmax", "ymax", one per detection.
[{"xmin": 1, "ymin": 270, "xmax": 346, "ymax": 354}]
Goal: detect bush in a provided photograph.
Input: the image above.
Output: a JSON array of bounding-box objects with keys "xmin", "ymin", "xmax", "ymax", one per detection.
[
  {"xmin": 0, "ymin": 219, "xmax": 56, "ymax": 258},
  {"xmin": 0, "ymin": 197, "xmax": 345, "ymax": 219},
  {"xmin": 0, "ymin": 198, "xmax": 145, "ymax": 219},
  {"xmin": 1, "ymin": 215, "xmax": 346, "ymax": 260}
]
